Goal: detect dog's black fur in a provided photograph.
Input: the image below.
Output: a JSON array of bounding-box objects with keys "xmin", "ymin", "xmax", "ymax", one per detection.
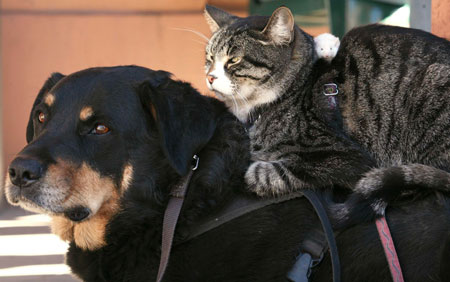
[{"xmin": 6, "ymin": 66, "xmax": 450, "ymax": 282}]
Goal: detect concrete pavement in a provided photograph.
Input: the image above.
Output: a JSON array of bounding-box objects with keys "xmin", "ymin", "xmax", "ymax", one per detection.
[{"xmin": 0, "ymin": 205, "xmax": 77, "ymax": 282}]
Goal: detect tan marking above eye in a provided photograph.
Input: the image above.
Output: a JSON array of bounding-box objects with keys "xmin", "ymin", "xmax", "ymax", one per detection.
[
  {"xmin": 80, "ymin": 106, "xmax": 94, "ymax": 121},
  {"xmin": 38, "ymin": 112, "xmax": 46, "ymax": 123},
  {"xmin": 44, "ymin": 94, "xmax": 55, "ymax": 106}
]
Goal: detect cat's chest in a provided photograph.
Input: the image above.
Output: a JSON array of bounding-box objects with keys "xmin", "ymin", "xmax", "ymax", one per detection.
[{"xmin": 249, "ymin": 105, "xmax": 300, "ymax": 144}]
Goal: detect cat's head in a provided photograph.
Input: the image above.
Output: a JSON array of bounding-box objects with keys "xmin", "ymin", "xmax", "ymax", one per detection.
[{"xmin": 204, "ymin": 5, "xmax": 315, "ymax": 122}]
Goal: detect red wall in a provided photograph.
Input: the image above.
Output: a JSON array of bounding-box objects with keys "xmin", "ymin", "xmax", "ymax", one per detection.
[{"xmin": 1, "ymin": 0, "xmax": 216, "ymax": 168}]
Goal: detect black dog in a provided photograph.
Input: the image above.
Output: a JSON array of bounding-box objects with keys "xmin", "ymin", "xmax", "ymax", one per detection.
[{"xmin": 5, "ymin": 66, "xmax": 450, "ymax": 281}]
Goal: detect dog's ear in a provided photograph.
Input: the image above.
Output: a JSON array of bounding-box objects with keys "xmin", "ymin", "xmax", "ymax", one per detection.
[
  {"xmin": 139, "ymin": 76, "xmax": 216, "ymax": 176},
  {"xmin": 26, "ymin": 72, "xmax": 65, "ymax": 143}
]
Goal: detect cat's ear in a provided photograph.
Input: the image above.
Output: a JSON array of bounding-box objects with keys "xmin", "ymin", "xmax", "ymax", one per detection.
[
  {"xmin": 262, "ymin": 6, "xmax": 294, "ymax": 45},
  {"xmin": 204, "ymin": 5, "xmax": 235, "ymax": 33}
]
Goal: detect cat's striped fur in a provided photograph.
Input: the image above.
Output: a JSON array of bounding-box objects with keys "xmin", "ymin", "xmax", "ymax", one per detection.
[{"xmin": 204, "ymin": 5, "xmax": 450, "ymax": 215}]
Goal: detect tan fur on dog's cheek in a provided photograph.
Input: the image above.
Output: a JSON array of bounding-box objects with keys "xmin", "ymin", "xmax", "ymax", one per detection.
[
  {"xmin": 121, "ymin": 164, "xmax": 134, "ymax": 192},
  {"xmin": 27, "ymin": 159, "xmax": 122, "ymax": 251},
  {"xmin": 51, "ymin": 216, "xmax": 74, "ymax": 242},
  {"xmin": 65, "ymin": 163, "xmax": 116, "ymax": 214},
  {"xmin": 73, "ymin": 195, "xmax": 120, "ymax": 250}
]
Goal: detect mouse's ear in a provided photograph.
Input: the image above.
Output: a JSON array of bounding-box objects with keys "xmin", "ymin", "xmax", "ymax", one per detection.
[
  {"xmin": 334, "ymin": 37, "xmax": 340, "ymax": 46},
  {"xmin": 26, "ymin": 73, "xmax": 65, "ymax": 143},
  {"xmin": 138, "ymin": 77, "xmax": 216, "ymax": 176}
]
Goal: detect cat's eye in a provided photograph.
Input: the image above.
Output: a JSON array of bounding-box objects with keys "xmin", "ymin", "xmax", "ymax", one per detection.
[
  {"xmin": 227, "ymin": 57, "xmax": 241, "ymax": 67},
  {"xmin": 230, "ymin": 57, "xmax": 241, "ymax": 63},
  {"xmin": 90, "ymin": 124, "xmax": 110, "ymax": 135},
  {"xmin": 38, "ymin": 112, "xmax": 46, "ymax": 123},
  {"xmin": 206, "ymin": 54, "xmax": 214, "ymax": 62}
]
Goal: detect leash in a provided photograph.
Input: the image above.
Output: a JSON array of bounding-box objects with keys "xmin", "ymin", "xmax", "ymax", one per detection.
[
  {"xmin": 375, "ymin": 216, "xmax": 405, "ymax": 282},
  {"xmin": 322, "ymin": 81, "xmax": 404, "ymax": 282},
  {"xmin": 156, "ymin": 155, "xmax": 199, "ymax": 282}
]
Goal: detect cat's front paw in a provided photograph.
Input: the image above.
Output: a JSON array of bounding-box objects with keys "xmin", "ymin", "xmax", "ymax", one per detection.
[{"xmin": 245, "ymin": 161, "xmax": 290, "ymax": 197}]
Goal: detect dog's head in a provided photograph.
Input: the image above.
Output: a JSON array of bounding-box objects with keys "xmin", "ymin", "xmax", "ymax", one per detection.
[{"xmin": 4, "ymin": 66, "xmax": 221, "ymax": 250}]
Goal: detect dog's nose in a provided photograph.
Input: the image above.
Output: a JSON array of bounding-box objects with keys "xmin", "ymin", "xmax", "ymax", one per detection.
[
  {"xmin": 8, "ymin": 157, "xmax": 43, "ymax": 187},
  {"xmin": 207, "ymin": 75, "xmax": 217, "ymax": 84}
]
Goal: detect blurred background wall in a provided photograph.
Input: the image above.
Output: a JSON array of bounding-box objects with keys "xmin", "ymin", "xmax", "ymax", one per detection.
[{"xmin": 0, "ymin": 0, "xmax": 449, "ymax": 206}]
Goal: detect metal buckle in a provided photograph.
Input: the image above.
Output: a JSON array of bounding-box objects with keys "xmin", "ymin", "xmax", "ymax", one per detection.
[
  {"xmin": 323, "ymin": 83, "xmax": 339, "ymax": 96},
  {"xmin": 192, "ymin": 155, "xmax": 199, "ymax": 171}
]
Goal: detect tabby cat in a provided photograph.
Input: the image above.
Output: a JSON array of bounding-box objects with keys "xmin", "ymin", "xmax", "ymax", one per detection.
[{"xmin": 204, "ymin": 5, "xmax": 450, "ymax": 215}]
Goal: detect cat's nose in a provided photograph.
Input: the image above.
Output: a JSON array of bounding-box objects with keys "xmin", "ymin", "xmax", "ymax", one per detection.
[{"xmin": 207, "ymin": 74, "xmax": 217, "ymax": 84}]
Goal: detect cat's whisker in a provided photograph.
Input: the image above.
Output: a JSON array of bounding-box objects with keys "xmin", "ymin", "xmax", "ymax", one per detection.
[
  {"xmin": 190, "ymin": 40, "xmax": 207, "ymax": 47},
  {"xmin": 230, "ymin": 95, "xmax": 240, "ymax": 114},
  {"xmin": 236, "ymin": 90, "xmax": 253, "ymax": 120},
  {"xmin": 171, "ymin": 27, "xmax": 210, "ymax": 42}
]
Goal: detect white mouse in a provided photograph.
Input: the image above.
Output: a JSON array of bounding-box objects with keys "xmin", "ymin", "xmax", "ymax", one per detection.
[{"xmin": 314, "ymin": 33, "xmax": 340, "ymax": 62}]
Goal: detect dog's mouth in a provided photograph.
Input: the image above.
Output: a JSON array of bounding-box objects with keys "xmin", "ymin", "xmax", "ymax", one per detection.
[
  {"xmin": 8, "ymin": 183, "xmax": 92, "ymax": 222},
  {"xmin": 5, "ymin": 177, "xmax": 92, "ymax": 222},
  {"xmin": 5, "ymin": 179, "xmax": 59, "ymax": 213},
  {"xmin": 64, "ymin": 206, "xmax": 91, "ymax": 222}
]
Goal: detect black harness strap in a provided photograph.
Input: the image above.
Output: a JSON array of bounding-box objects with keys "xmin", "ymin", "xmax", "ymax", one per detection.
[
  {"xmin": 287, "ymin": 190, "xmax": 341, "ymax": 282},
  {"xmin": 156, "ymin": 156, "xmax": 199, "ymax": 282},
  {"xmin": 156, "ymin": 157, "xmax": 339, "ymax": 282},
  {"xmin": 178, "ymin": 190, "xmax": 341, "ymax": 282},
  {"xmin": 182, "ymin": 191, "xmax": 304, "ymax": 242}
]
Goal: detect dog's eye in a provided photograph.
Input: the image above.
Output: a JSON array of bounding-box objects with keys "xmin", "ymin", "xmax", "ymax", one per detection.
[
  {"xmin": 90, "ymin": 124, "xmax": 110, "ymax": 135},
  {"xmin": 38, "ymin": 112, "xmax": 46, "ymax": 123}
]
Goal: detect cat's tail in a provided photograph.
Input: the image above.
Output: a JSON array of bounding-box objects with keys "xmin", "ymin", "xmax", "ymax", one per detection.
[{"xmin": 330, "ymin": 164, "xmax": 450, "ymax": 228}]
